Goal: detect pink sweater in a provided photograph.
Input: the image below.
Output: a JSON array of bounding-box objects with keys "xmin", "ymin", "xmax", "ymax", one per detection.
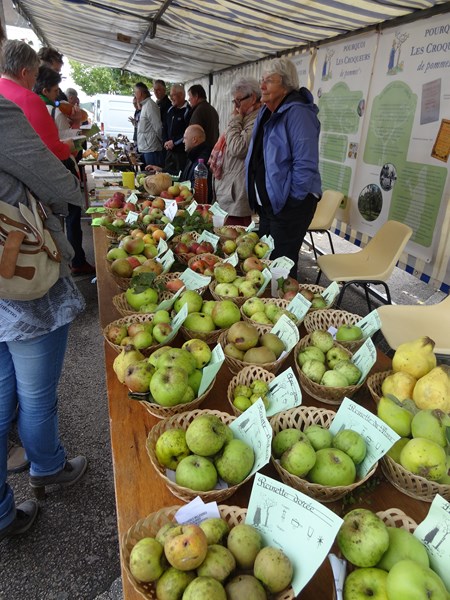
[{"xmin": 0, "ymin": 78, "xmax": 71, "ymax": 160}]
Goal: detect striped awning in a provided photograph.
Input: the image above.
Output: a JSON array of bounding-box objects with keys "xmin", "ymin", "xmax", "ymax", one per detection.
[{"xmin": 10, "ymin": 0, "xmax": 450, "ymax": 81}]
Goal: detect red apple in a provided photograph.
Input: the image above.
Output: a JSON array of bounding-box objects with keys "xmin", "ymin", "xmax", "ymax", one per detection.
[{"xmin": 174, "ymin": 242, "xmax": 189, "ymax": 255}]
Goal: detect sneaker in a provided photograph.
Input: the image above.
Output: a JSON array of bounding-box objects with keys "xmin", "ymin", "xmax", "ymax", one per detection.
[
  {"xmin": 71, "ymin": 263, "xmax": 96, "ymax": 276},
  {"xmin": 29, "ymin": 456, "xmax": 87, "ymax": 500},
  {"xmin": 0, "ymin": 500, "xmax": 39, "ymax": 542},
  {"xmin": 7, "ymin": 443, "xmax": 30, "ymax": 474}
]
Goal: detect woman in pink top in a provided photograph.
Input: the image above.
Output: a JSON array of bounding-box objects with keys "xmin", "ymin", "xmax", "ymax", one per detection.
[{"xmin": 0, "ymin": 40, "xmax": 73, "ymax": 161}]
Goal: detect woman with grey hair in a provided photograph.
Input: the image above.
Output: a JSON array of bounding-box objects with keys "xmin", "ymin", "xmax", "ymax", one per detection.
[
  {"xmin": 210, "ymin": 76, "xmax": 261, "ymax": 225},
  {"xmin": 245, "ymin": 57, "xmax": 322, "ymax": 277}
]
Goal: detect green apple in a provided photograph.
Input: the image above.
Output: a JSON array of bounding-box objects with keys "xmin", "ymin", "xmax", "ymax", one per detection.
[
  {"xmin": 376, "ymin": 526, "xmax": 429, "ymax": 571},
  {"xmin": 297, "ymin": 345, "xmax": 326, "ymax": 367},
  {"xmin": 302, "ymin": 359, "xmax": 327, "ymax": 383},
  {"xmin": 337, "ymin": 509, "xmax": 389, "ymax": 568},
  {"xmin": 310, "ymin": 330, "xmax": 335, "ymax": 353},
  {"xmin": 280, "ymin": 440, "xmax": 316, "ymax": 477},
  {"xmin": 332, "ymin": 429, "xmax": 367, "ymax": 464},
  {"xmin": 106, "ymin": 324, "xmax": 128, "ymax": 345},
  {"xmin": 184, "ymin": 312, "xmax": 216, "ymax": 333},
  {"xmin": 173, "ymin": 289, "xmax": 203, "ymax": 314},
  {"xmin": 239, "ymin": 281, "xmax": 259, "ymax": 298},
  {"xmin": 155, "ymin": 522, "xmax": 177, "ymax": 546},
  {"xmin": 185, "ymin": 414, "xmax": 228, "ymax": 456},
  {"xmin": 225, "ymin": 574, "xmax": 267, "ymax": 600},
  {"xmin": 187, "ymin": 369, "xmax": 202, "ymax": 395},
  {"xmin": 253, "ymin": 241, "xmax": 270, "ymax": 259},
  {"xmin": 386, "ymin": 559, "xmax": 448, "ymax": 600},
  {"xmin": 227, "ymin": 322, "xmax": 259, "ymax": 351},
  {"xmin": 214, "ymin": 263, "xmax": 237, "ymax": 283},
  {"xmin": 308, "ymin": 447, "xmax": 356, "ymax": 486},
  {"xmin": 265, "ymin": 303, "xmax": 280, "ymax": 323},
  {"xmin": 242, "ymin": 297, "xmax": 266, "ymax": 318},
  {"xmin": 125, "ymin": 286, "xmax": 158, "ymax": 310},
  {"xmin": 138, "ymin": 302, "xmax": 159, "ymax": 314},
  {"xmin": 233, "ymin": 396, "xmax": 252, "ymax": 412},
  {"xmin": 155, "ymin": 348, "xmax": 196, "ymax": 375},
  {"xmin": 386, "ymin": 437, "xmax": 409, "ymax": 463},
  {"xmin": 411, "ymin": 409, "xmax": 450, "ymax": 447},
  {"xmin": 304, "ymin": 424, "xmax": 333, "ymax": 450},
  {"xmin": 201, "ymin": 300, "xmax": 216, "ymax": 317},
  {"xmin": 182, "ymin": 338, "xmax": 212, "ymax": 369},
  {"xmin": 155, "ymin": 428, "xmax": 190, "ymax": 470},
  {"xmin": 199, "ymin": 517, "xmax": 229, "ymax": 546},
  {"xmin": 245, "ymin": 269, "xmax": 265, "ymax": 287},
  {"xmin": 152, "ymin": 322, "xmax": 173, "ymax": 344},
  {"xmin": 215, "ymin": 439, "xmax": 254, "ymax": 485},
  {"xmin": 326, "ymin": 346, "xmax": 350, "ymax": 369},
  {"xmin": 227, "ymin": 524, "xmax": 262, "ymax": 569},
  {"xmin": 129, "ymin": 329, "xmax": 153, "ymax": 350},
  {"xmin": 253, "ymin": 546, "xmax": 293, "ymax": 594},
  {"xmin": 215, "ymin": 282, "xmax": 240, "ymax": 298},
  {"xmin": 250, "ymin": 380, "xmax": 269, "ymax": 396},
  {"xmin": 320, "ymin": 370, "xmax": 349, "ymax": 387},
  {"xmin": 377, "ymin": 396, "xmax": 413, "ymax": 437},
  {"xmin": 150, "ymin": 366, "xmax": 189, "ymax": 406},
  {"xmin": 129, "ymin": 537, "xmax": 165, "ymax": 582},
  {"xmin": 106, "ymin": 246, "xmax": 128, "ymax": 260},
  {"xmin": 147, "ymin": 345, "xmax": 172, "ymax": 367},
  {"xmin": 155, "ymin": 566, "xmax": 195, "ymax": 600},
  {"xmin": 182, "ymin": 576, "xmax": 226, "ymax": 600},
  {"xmin": 211, "ymin": 300, "xmax": 241, "ymax": 329},
  {"xmin": 336, "ymin": 324, "xmax": 364, "ymax": 342},
  {"xmin": 124, "ymin": 361, "xmax": 154, "ymax": 393},
  {"xmin": 343, "ymin": 567, "xmax": 388, "ymax": 599},
  {"xmin": 272, "ymin": 429, "xmax": 309, "ymax": 458},
  {"xmin": 152, "ymin": 309, "xmax": 171, "ymax": 325},
  {"xmin": 164, "ymin": 524, "xmax": 208, "ymax": 570},
  {"xmin": 400, "ymin": 438, "xmax": 447, "ymax": 481},
  {"xmin": 197, "ymin": 544, "xmax": 236, "ymax": 582},
  {"xmin": 250, "ymin": 311, "xmax": 272, "ymax": 325},
  {"xmin": 333, "ymin": 359, "xmax": 362, "ymax": 385},
  {"xmin": 175, "ymin": 454, "xmax": 218, "ymax": 491},
  {"xmin": 234, "ymin": 384, "xmax": 252, "ymax": 398}
]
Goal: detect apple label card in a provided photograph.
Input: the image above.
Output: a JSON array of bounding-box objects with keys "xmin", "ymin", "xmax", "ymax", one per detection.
[
  {"xmin": 322, "ymin": 282, "xmax": 340, "ymax": 305},
  {"xmin": 245, "ymin": 221, "xmax": 256, "ymax": 232},
  {"xmin": 272, "ymin": 314, "xmax": 300, "ymax": 355},
  {"xmin": 287, "ymin": 293, "xmax": 312, "ymax": 321},
  {"xmin": 186, "ymin": 200, "xmax": 198, "ymax": 215},
  {"xmin": 157, "ymin": 237, "xmax": 168, "ymax": 256},
  {"xmin": 125, "ymin": 211, "xmax": 139, "ymax": 224},
  {"xmin": 198, "ymin": 230, "xmax": 220, "ymax": 251},
  {"xmin": 270, "ymin": 256, "xmax": 295, "ymax": 273},
  {"xmin": 175, "ymin": 497, "xmax": 221, "ymax": 525},
  {"xmin": 164, "ymin": 303, "xmax": 188, "ymax": 343},
  {"xmin": 266, "ymin": 367, "xmax": 302, "ymax": 416},
  {"xmin": 156, "ymin": 285, "xmax": 185, "ymax": 312},
  {"xmin": 157, "ymin": 249, "xmax": 175, "ymax": 274},
  {"xmin": 259, "ymin": 234, "xmax": 275, "ymax": 259},
  {"xmin": 163, "ymin": 223, "xmax": 175, "ymax": 240},
  {"xmin": 356, "ymin": 310, "xmax": 382, "ymax": 339},
  {"xmin": 230, "ymin": 399, "xmax": 272, "ymax": 475},
  {"xmin": 164, "ymin": 201, "xmax": 178, "ymax": 222},
  {"xmin": 256, "ymin": 268, "xmax": 272, "ymax": 297},
  {"xmin": 328, "ymin": 553, "xmax": 346, "ymax": 600},
  {"xmin": 246, "ymin": 473, "xmax": 343, "ymax": 596},
  {"xmin": 270, "ymin": 267, "xmax": 289, "ymax": 297},
  {"xmin": 223, "ymin": 252, "xmax": 239, "ymax": 266},
  {"xmin": 180, "ymin": 269, "xmax": 211, "ymax": 291},
  {"xmin": 329, "ymin": 397, "xmax": 400, "ymax": 478},
  {"xmin": 351, "ymin": 337, "xmax": 377, "ymax": 384},
  {"xmin": 127, "ymin": 192, "xmax": 139, "ymax": 205},
  {"xmin": 414, "ymin": 494, "xmax": 450, "ymax": 592},
  {"xmin": 198, "ymin": 344, "xmax": 225, "ymax": 396},
  {"xmin": 209, "ymin": 203, "xmax": 228, "ymax": 218}
]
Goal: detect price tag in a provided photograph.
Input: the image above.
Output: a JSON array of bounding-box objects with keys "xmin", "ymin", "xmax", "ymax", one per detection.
[
  {"xmin": 186, "ymin": 200, "xmax": 198, "ymax": 215},
  {"xmin": 223, "ymin": 252, "xmax": 239, "ymax": 266},
  {"xmin": 247, "ymin": 473, "xmax": 343, "ymax": 596},
  {"xmin": 163, "ymin": 223, "xmax": 175, "ymax": 240},
  {"xmin": 157, "ymin": 237, "xmax": 168, "ymax": 256},
  {"xmin": 351, "ymin": 337, "xmax": 377, "ymax": 384},
  {"xmin": 230, "ymin": 399, "xmax": 272, "ymax": 476},
  {"xmin": 175, "ymin": 497, "xmax": 221, "ymax": 525},
  {"xmin": 164, "ymin": 201, "xmax": 178, "ymax": 222},
  {"xmin": 356, "ymin": 310, "xmax": 382, "ymax": 339},
  {"xmin": 180, "ymin": 269, "xmax": 211, "ymax": 290},
  {"xmin": 259, "ymin": 234, "xmax": 275, "ymax": 258},
  {"xmin": 164, "ymin": 303, "xmax": 188, "ymax": 343},
  {"xmin": 125, "ymin": 211, "xmax": 139, "ymax": 224},
  {"xmin": 245, "ymin": 221, "xmax": 256, "ymax": 232},
  {"xmin": 322, "ymin": 281, "xmax": 340, "ymax": 305},
  {"xmin": 156, "ymin": 285, "xmax": 185, "ymax": 311},
  {"xmin": 198, "ymin": 344, "xmax": 225, "ymax": 396},
  {"xmin": 256, "ymin": 268, "xmax": 272, "ymax": 297},
  {"xmin": 287, "ymin": 293, "xmax": 311, "ymax": 321},
  {"xmin": 270, "ymin": 256, "xmax": 295, "ymax": 272},
  {"xmin": 271, "ymin": 314, "xmax": 300, "ymax": 354},
  {"xmin": 209, "ymin": 203, "xmax": 228, "ymax": 218},
  {"xmin": 158, "ymin": 249, "xmax": 175, "ymax": 274},
  {"xmin": 198, "ymin": 230, "xmax": 220, "ymax": 251},
  {"xmin": 127, "ymin": 192, "xmax": 139, "ymax": 205},
  {"xmin": 329, "ymin": 397, "xmax": 400, "ymax": 478},
  {"xmin": 266, "ymin": 367, "xmax": 302, "ymax": 416},
  {"xmin": 414, "ymin": 495, "xmax": 450, "ymax": 592}
]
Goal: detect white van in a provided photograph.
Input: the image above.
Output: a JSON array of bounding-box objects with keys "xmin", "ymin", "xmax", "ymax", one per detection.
[{"xmin": 92, "ymin": 94, "xmax": 135, "ymax": 137}]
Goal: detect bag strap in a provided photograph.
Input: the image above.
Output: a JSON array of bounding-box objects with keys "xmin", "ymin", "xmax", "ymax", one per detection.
[{"xmin": 0, "ymin": 229, "xmax": 26, "ymax": 279}]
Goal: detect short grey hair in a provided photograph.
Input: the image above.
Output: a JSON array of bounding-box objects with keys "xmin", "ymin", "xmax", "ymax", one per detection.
[
  {"xmin": 262, "ymin": 57, "xmax": 299, "ymax": 92},
  {"xmin": 170, "ymin": 83, "xmax": 185, "ymax": 95},
  {"xmin": 1, "ymin": 40, "xmax": 39, "ymax": 77},
  {"xmin": 230, "ymin": 77, "xmax": 261, "ymax": 100},
  {"xmin": 66, "ymin": 87, "xmax": 78, "ymax": 98}
]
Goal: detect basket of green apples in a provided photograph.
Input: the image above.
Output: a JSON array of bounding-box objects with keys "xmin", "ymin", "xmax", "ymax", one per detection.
[
  {"xmin": 103, "ymin": 311, "xmax": 171, "ymax": 357},
  {"xmin": 209, "ymin": 262, "xmax": 268, "ymax": 307},
  {"xmin": 227, "ymin": 365, "xmax": 275, "ymax": 416},
  {"xmin": 303, "ymin": 309, "xmax": 365, "ymax": 352},
  {"xmin": 240, "ymin": 297, "xmax": 301, "ymax": 329},
  {"xmin": 294, "ymin": 331, "xmax": 365, "ymax": 405},
  {"xmin": 336, "ymin": 507, "xmax": 449, "ymax": 600},
  {"xmin": 147, "ymin": 409, "xmax": 257, "ymax": 502},
  {"xmin": 269, "ymin": 405, "xmax": 378, "ymax": 503},
  {"xmin": 180, "ymin": 298, "xmax": 243, "ymax": 346},
  {"xmin": 122, "ymin": 504, "xmax": 295, "ymax": 600},
  {"xmin": 112, "ymin": 288, "xmax": 175, "ymax": 318}
]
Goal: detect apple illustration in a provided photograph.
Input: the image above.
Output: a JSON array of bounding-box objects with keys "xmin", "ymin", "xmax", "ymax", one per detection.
[
  {"xmin": 343, "ymin": 567, "xmax": 388, "ymax": 599},
  {"xmin": 386, "ymin": 559, "xmax": 448, "ymax": 600},
  {"xmin": 155, "ymin": 428, "xmax": 190, "ymax": 470},
  {"xmin": 336, "ymin": 324, "xmax": 364, "ymax": 342},
  {"xmin": 175, "ymin": 454, "xmax": 218, "ymax": 491},
  {"xmin": 308, "ymin": 447, "xmax": 356, "ymax": 486},
  {"xmin": 164, "ymin": 524, "xmax": 208, "ymax": 570},
  {"xmin": 129, "ymin": 537, "xmax": 165, "ymax": 583},
  {"xmin": 337, "ymin": 508, "xmax": 390, "ymax": 567}
]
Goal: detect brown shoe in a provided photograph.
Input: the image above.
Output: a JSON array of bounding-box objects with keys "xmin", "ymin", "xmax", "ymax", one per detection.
[
  {"xmin": 71, "ymin": 263, "xmax": 96, "ymax": 276},
  {"xmin": 7, "ymin": 443, "xmax": 29, "ymax": 474}
]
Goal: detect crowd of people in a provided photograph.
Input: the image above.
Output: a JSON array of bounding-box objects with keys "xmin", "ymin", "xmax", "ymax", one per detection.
[{"xmin": 0, "ymin": 19, "xmax": 322, "ymax": 541}]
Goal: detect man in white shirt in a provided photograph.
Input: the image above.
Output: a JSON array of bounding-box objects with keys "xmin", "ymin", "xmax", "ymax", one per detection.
[{"xmin": 134, "ymin": 82, "xmax": 163, "ymax": 168}]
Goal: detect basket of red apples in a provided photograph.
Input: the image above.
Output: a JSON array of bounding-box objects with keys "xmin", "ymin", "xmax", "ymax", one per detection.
[
  {"xmin": 278, "ymin": 278, "xmax": 334, "ymax": 310},
  {"xmin": 187, "ymin": 253, "xmax": 223, "ymax": 276},
  {"xmin": 303, "ymin": 309, "xmax": 365, "ymax": 352},
  {"xmin": 170, "ymin": 232, "xmax": 201, "ymax": 265},
  {"xmin": 270, "ymin": 406, "xmax": 378, "ymax": 502},
  {"xmin": 122, "ymin": 505, "xmax": 295, "ymax": 600},
  {"xmin": 103, "ymin": 190, "xmax": 127, "ymax": 216}
]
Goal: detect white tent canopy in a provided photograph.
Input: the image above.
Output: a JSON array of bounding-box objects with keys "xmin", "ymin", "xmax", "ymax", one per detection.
[{"xmin": 8, "ymin": 0, "xmax": 450, "ymax": 81}]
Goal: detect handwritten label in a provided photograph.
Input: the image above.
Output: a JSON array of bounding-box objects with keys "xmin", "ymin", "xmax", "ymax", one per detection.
[
  {"xmin": 272, "ymin": 314, "xmax": 300, "ymax": 354},
  {"xmin": 164, "ymin": 303, "xmax": 188, "ymax": 343},
  {"xmin": 156, "ymin": 285, "xmax": 185, "ymax": 311},
  {"xmin": 287, "ymin": 293, "xmax": 311, "ymax": 321},
  {"xmin": 256, "ymin": 268, "xmax": 272, "ymax": 297},
  {"xmin": 127, "ymin": 192, "xmax": 139, "ymax": 205},
  {"xmin": 258, "ymin": 234, "xmax": 274, "ymax": 259},
  {"xmin": 223, "ymin": 252, "xmax": 239, "ymax": 266},
  {"xmin": 186, "ymin": 200, "xmax": 198, "ymax": 215},
  {"xmin": 231, "ymin": 399, "xmax": 272, "ymax": 476},
  {"xmin": 163, "ymin": 223, "xmax": 174, "ymax": 240},
  {"xmin": 175, "ymin": 497, "xmax": 221, "ymax": 525},
  {"xmin": 180, "ymin": 269, "xmax": 211, "ymax": 290},
  {"xmin": 125, "ymin": 211, "xmax": 139, "ymax": 224},
  {"xmin": 157, "ymin": 238, "xmax": 168, "ymax": 256},
  {"xmin": 164, "ymin": 201, "xmax": 178, "ymax": 222},
  {"xmin": 209, "ymin": 203, "xmax": 228, "ymax": 218},
  {"xmin": 270, "ymin": 256, "xmax": 295, "ymax": 272},
  {"xmin": 329, "ymin": 397, "xmax": 400, "ymax": 477},
  {"xmin": 266, "ymin": 367, "xmax": 302, "ymax": 417},
  {"xmin": 198, "ymin": 230, "xmax": 220, "ymax": 251},
  {"xmin": 245, "ymin": 221, "xmax": 256, "ymax": 232},
  {"xmin": 357, "ymin": 310, "xmax": 382, "ymax": 339},
  {"xmin": 322, "ymin": 282, "xmax": 340, "ymax": 305},
  {"xmin": 351, "ymin": 337, "xmax": 377, "ymax": 383},
  {"xmin": 198, "ymin": 345, "xmax": 225, "ymax": 396},
  {"xmin": 247, "ymin": 473, "xmax": 343, "ymax": 596},
  {"xmin": 158, "ymin": 249, "xmax": 175, "ymax": 274}
]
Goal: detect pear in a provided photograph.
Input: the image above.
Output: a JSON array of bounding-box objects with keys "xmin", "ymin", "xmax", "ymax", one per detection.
[
  {"xmin": 392, "ymin": 337, "xmax": 436, "ymax": 379},
  {"xmin": 259, "ymin": 332, "xmax": 285, "ymax": 358},
  {"xmin": 412, "ymin": 365, "xmax": 450, "ymax": 412},
  {"xmin": 113, "ymin": 344, "xmax": 145, "ymax": 383},
  {"xmin": 411, "ymin": 409, "xmax": 450, "ymax": 447},
  {"xmin": 381, "ymin": 371, "xmax": 417, "ymax": 401},
  {"xmin": 377, "ymin": 395, "xmax": 413, "ymax": 437},
  {"xmin": 243, "ymin": 346, "xmax": 277, "ymax": 364}
]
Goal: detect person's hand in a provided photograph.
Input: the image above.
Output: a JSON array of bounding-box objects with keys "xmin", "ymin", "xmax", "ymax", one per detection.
[
  {"xmin": 128, "ymin": 116, "xmax": 136, "ymax": 125},
  {"xmin": 145, "ymin": 164, "xmax": 162, "ymax": 172},
  {"xmin": 164, "ymin": 140, "xmax": 174, "ymax": 150}
]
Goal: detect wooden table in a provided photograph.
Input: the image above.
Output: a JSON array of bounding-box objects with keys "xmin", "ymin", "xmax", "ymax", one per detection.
[{"xmin": 93, "ymin": 228, "xmax": 430, "ymax": 600}]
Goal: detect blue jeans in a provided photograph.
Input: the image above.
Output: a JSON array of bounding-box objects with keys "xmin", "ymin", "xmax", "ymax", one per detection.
[
  {"xmin": 0, "ymin": 325, "xmax": 69, "ymax": 531},
  {"xmin": 142, "ymin": 151, "xmax": 164, "ymax": 168}
]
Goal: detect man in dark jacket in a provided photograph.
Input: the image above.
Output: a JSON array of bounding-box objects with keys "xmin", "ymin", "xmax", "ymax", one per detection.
[
  {"xmin": 188, "ymin": 84, "xmax": 220, "ymax": 148},
  {"xmin": 164, "ymin": 84, "xmax": 192, "ymax": 175},
  {"xmin": 181, "ymin": 124, "xmax": 212, "ymax": 200}
]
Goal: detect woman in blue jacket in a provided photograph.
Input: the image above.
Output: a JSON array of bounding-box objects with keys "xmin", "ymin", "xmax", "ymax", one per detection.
[{"xmin": 246, "ymin": 57, "xmax": 322, "ymax": 278}]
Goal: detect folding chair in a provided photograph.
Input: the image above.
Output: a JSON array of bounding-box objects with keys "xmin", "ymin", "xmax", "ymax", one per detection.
[
  {"xmin": 315, "ymin": 220, "xmax": 413, "ymax": 312},
  {"xmin": 307, "ymin": 189, "xmax": 344, "ymax": 259}
]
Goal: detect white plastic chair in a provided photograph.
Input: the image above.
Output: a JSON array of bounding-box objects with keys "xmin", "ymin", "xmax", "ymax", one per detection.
[{"xmin": 307, "ymin": 190, "xmax": 344, "ymax": 259}]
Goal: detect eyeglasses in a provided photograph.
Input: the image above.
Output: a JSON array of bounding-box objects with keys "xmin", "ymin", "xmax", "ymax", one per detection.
[
  {"xmin": 260, "ymin": 76, "xmax": 282, "ymax": 86},
  {"xmin": 232, "ymin": 94, "xmax": 251, "ymax": 106}
]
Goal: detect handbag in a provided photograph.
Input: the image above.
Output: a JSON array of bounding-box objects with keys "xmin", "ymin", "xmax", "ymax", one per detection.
[
  {"xmin": 208, "ymin": 133, "xmax": 227, "ymax": 180},
  {"xmin": 0, "ymin": 192, "xmax": 61, "ymax": 301}
]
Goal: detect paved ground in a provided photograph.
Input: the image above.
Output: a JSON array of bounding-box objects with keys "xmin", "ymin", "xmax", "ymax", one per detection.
[{"xmin": 0, "ymin": 217, "xmax": 446, "ymax": 600}]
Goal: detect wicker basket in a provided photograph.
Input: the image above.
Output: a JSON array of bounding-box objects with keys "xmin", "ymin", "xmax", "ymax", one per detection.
[
  {"xmin": 209, "ymin": 279, "xmax": 249, "ymax": 307},
  {"xmin": 227, "ymin": 365, "xmax": 275, "ymax": 416},
  {"xmin": 170, "ymin": 232, "xmax": 199, "ymax": 265},
  {"xmin": 214, "ymin": 224, "xmax": 247, "ymax": 242},
  {"xmin": 240, "ymin": 297, "xmax": 301, "ymax": 329},
  {"xmin": 218, "ymin": 326, "xmax": 290, "ymax": 375},
  {"xmin": 147, "ymin": 409, "xmax": 258, "ymax": 503},
  {"xmin": 381, "ymin": 454, "xmax": 450, "ymax": 502},
  {"xmin": 270, "ymin": 406, "xmax": 378, "ymax": 502},
  {"xmin": 294, "ymin": 334, "xmax": 365, "ymax": 405},
  {"xmin": 112, "ymin": 290, "xmax": 174, "ymax": 318},
  {"xmin": 103, "ymin": 314, "xmax": 163, "ymax": 356},
  {"xmin": 121, "ymin": 504, "xmax": 295, "ymax": 600},
  {"xmin": 303, "ymin": 309, "xmax": 365, "ymax": 352},
  {"xmin": 153, "ymin": 272, "xmax": 184, "ymax": 293},
  {"xmin": 375, "ymin": 507, "xmax": 417, "ymax": 532},
  {"xmin": 179, "ymin": 324, "xmax": 226, "ymax": 346},
  {"xmin": 104, "ymin": 207, "xmax": 122, "ymax": 218},
  {"xmin": 137, "ymin": 376, "xmax": 216, "ymax": 419},
  {"xmin": 106, "ymin": 260, "xmax": 132, "ymax": 291},
  {"xmin": 187, "ymin": 252, "xmax": 223, "ymax": 273},
  {"xmin": 366, "ymin": 370, "xmax": 392, "ymax": 406},
  {"xmin": 280, "ymin": 284, "xmax": 336, "ymax": 311}
]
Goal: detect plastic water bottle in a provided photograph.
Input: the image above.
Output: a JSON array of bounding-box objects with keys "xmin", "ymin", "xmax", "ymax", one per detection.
[{"xmin": 194, "ymin": 159, "xmax": 208, "ymax": 204}]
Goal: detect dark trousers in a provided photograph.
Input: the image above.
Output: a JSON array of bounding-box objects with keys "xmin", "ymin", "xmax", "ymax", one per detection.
[
  {"xmin": 257, "ymin": 194, "xmax": 318, "ymax": 278},
  {"xmin": 66, "ymin": 203, "xmax": 86, "ymax": 268}
]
